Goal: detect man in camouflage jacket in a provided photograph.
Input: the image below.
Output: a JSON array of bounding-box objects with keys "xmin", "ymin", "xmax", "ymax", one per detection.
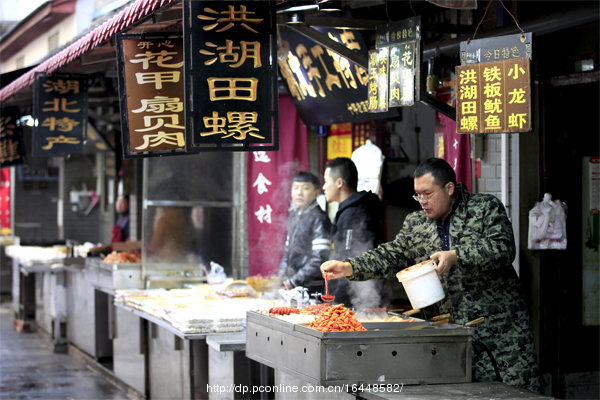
[{"xmin": 322, "ymin": 158, "xmax": 539, "ymax": 392}]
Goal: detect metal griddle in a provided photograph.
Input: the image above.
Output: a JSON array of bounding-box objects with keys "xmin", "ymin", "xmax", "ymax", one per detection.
[{"xmin": 245, "ymin": 310, "xmax": 473, "ymax": 386}]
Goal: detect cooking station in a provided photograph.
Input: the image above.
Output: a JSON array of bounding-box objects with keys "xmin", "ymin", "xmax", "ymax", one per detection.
[
  {"xmin": 246, "ymin": 310, "xmax": 472, "ymax": 386},
  {"xmin": 246, "ymin": 310, "xmax": 553, "ymax": 400}
]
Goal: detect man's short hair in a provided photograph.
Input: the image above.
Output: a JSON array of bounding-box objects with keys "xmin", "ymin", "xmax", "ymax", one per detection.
[
  {"xmin": 293, "ymin": 171, "xmax": 320, "ymax": 189},
  {"xmin": 326, "ymin": 157, "xmax": 358, "ymax": 191},
  {"xmin": 413, "ymin": 157, "xmax": 457, "ymax": 187}
]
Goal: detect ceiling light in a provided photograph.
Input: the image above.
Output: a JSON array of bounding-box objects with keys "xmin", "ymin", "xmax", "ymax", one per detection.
[
  {"xmin": 318, "ymin": 0, "xmax": 342, "ymax": 12},
  {"xmin": 284, "ymin": 11, "xmax": 305, "ymax": 24}
]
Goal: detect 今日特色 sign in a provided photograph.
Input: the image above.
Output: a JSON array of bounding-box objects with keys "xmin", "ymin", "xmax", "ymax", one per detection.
[
  {"xmin": 456, "ymin": 57, "xmax": 531, "ymax": 134},
  {"xmin": 116, "ymin": 33, "xmax": 186, "ymax": 158},
  {"xmin": 33, "ymin": 73, "xmax": 87, "ymax": 157},
  {"xmin": 375, "ymin": 16, "xmax": 421, "ymax": 107},
  {"xmin": 184, "ymin": 0, "xmax": 279, "ymax": 151}
]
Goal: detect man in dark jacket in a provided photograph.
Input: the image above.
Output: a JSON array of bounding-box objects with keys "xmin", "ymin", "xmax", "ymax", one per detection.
[
  {"xmin": 278, "ymin": 172, "xmax": 331, "ymax": 294},
  {"xmin": 321, "ymin": 158, "xmax": 539, "ymax": 392},
  {"xmin": 322, "ymin": 157, "xmax": 384, "ymax": 306}
]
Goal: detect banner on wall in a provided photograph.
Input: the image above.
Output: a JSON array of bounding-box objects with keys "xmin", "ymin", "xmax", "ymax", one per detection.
[{"xmin": 246, "ymin": 95, "xmax": 308, "ymax": 276}]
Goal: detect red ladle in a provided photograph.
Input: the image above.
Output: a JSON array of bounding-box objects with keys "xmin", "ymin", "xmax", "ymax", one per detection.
[{"xmin": 321, "ymin": 272, "xmax": 335, "ymax": 303}]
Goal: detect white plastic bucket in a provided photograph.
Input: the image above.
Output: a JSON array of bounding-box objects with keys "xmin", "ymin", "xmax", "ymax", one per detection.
[{"xmin": 396, "ymin": 260, "xmax": 445, "ymax": 309}]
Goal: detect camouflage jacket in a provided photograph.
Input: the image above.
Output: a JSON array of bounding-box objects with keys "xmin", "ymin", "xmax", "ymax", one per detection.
[{"xmin": 348, "ymin": 184, "xmax": 539, "ymax": 391}]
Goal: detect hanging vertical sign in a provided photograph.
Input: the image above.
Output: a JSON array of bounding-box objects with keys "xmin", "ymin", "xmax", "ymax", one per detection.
[
  {"xmin": 184, "ymin": 0, "xmax": 279, "ymax": 151},
  {"xmin": 376, "ymin": 16, "xmax": 421, "ymax": 108},
  {"xmin": 456, "ymin": 33, "xmax": 532, "ymax": 134},
  {"xmin": 0, "ymin": 107, "xmax": 25, "ymax": 167},
  {"xmin": 367, "ymin": 48, "xmax": 389, "ymax": 113},
  {"xmin": 456, "ymin": 58, "xmax": 531, "ymax": 133},
  {"xmin": 116, "ymin": 33, "xmax": 186, "ymax": 158},
  {"xmin": 33, "ymin": 73, "xmax": 87, "ymax": 157}
]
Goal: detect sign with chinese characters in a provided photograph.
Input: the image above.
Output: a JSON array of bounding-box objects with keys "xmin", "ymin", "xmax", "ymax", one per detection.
[
  {"xmin": 246, "ymin": 95, "xmax": 308, "ymax": 276},
  {"xmin": 33, "ymin": 73, "xmax": 87, "ymax": 157},
  {"xmin": 278, "ymin": 21, "xmax": 401, "ymax": 126},
  {"xmin": 0, "ymin": 107, "xmax": 25, "ymax": 167},
  {"xmin": 184, "ymin": 0, "xmax": 278, "ymax": 151},
  {"xmin": 116, "ymin": 33, "xmax": 186, "ymax": 158},
  {"xmin": 367, "ymin": 48, "xmax": 389, "ymax": 113},
  {"xmin": 456, "ymin": 58, "xmax": 531, "ymax": 133},
  {"xmin": 375, "ymin": 16, "xmax": 421, "ymax": 107},
  {"xmin": 460, "ymin": 32, "xmax": 532, "ymax": 65}
]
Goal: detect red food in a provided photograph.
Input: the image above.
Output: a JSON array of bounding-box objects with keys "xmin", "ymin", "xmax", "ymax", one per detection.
[
  {"xmin": 308, "ymin": 304, "xmax": 367, "ymax": 332},
  {"xmin": 269, "ymin": 307, "xmax": 300, "ymax": 315}
]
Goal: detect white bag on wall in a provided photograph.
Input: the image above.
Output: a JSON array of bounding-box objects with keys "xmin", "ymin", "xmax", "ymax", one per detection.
[{"xmin": 528, "ymin": 193, "xmax": 568, "ymax": 250}]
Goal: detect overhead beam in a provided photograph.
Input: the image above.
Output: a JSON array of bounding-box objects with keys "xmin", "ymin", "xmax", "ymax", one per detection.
[{"xmin": 420, "ymin": 92, "xmax": 456, "ymax": 121}]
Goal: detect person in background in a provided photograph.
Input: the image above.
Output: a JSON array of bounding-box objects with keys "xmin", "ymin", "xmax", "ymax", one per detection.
[
  {"xmin": 322, "ymin": 157, "xmax": 384, "ymax": 307},
  {"xmin": 278, "ymin": 172, "xmax": 331, "ymax": 295},
  {"xmin": 321, "ymin": 157, "xmax": 539, "ymax": 392},
  {"xmin": 110, "ymin": 195, "xmax": 130, "ymax": 244}
]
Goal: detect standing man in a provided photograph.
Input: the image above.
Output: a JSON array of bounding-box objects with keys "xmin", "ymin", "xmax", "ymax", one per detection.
[
  {"xmin": 322, "ymin": 157, "xmax": 384, "ymax": 306},
  {"xmin": 321, "ymin": 158, "xmax": 539, "ymax": 392},
  {"xmin": 278, "ymin": 172, "xmax": 331, "ymax": 295}
]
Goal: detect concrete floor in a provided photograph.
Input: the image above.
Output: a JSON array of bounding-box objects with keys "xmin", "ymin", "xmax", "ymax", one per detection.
[{"xmin": 0, "ymin": 303, "xmax": 131, "ymax": 399}]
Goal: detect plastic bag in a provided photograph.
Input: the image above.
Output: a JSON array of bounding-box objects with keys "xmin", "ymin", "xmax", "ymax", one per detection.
[
  {"xmin": 207, "ymin": 261, "xmax": 226, "ymax": 284},
  {"xmin": 528, "ymin": 193, "xmax": 567, "ymax": 250}
]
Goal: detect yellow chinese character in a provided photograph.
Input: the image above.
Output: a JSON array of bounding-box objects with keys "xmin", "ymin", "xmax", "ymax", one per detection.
[
  {"xmin": 326, "ymin": 32, "xmax": 357, "ymax": 90},
  {"xmin": 224, "ymin": 111, "xmax": 264, "ymax": 140},
  {"xmin": 0, "ymin": 139, "xmax": 20, "ymax": 162},
  {"xmin": 135, "ymin": 114, "xmax": 185, "ymax": 132},
  {"xmin": 459, "ymin": 85, "xmax": 477, "ymax": 100},
  {"xmin": 507, "ymin": 64, "xmax": 526, "ymax": 80},
  {"xmin": 201, "ymin": 111, "xmax": 227, "ymax": 136},
  {"xmin": 277, "ymin": 59, "xmax": 305, "ymax": 101},
  {"xmin": 0, "ymin": 116, "xmax": 16, "ymax": 138},
  {"xmin": 508, "ymin": 113, "xmax": 528, "ymax": 129},
  {"xmin": 42, "ymin": 98, "xmax": 81, "ymax": 113},
  {"xmin": 483, "ymin": 98, "xmax": 502, "ymax": 114},
  {"xmin": 311, "ymin": 45, "xmax": 342, "ymax": 91},
  {"xmin": 207, "ymin": 77, "xmax": 258, "ymax": 101},
  {"xmin": 401, "ymin": 47, "xmax": 413, "ymax": 66},
  {"xmin": 484, "ymin": 114, "xmax": 501, "ymax": 129},
  {"xmin": 461, "ymin": 101, "xmax": 477, "ymax": 115},
  {"xmin": 483, "ymin": 82, "xmax": 502, "ymax": 98},
  {"xmin": 132, "ymin": 96, "xmax": 183, "ymax": 113},
  {"xmin": 41, "ymin": 117, "xmax": 80, "ymax": 132},
  {"xmin": 483, "ymin": 66, "xmax": 502, "ymax": 82},
  {"xmin": 508, "ymin": 88, "xmax": 527, "ymax": 104},
  {"xmin": 459, "ymin": 69, "xmax": 477, "ymax": 85},
  {"xmin": 483, "ymin": 50, "xmax": 493, "ymax": 61},
  {"xmin": 339, "ymin": 30, "xmax": 360, "ymax": 51},
  {"xmin": 368, "ymin": 96, "xmax": 378, "ymax": 111},
  {"xmin": 460, "ymin": 116, "xmax": 478, "ymax": 131},
  {"xmin": 42, "ymin": 79, "xmax": 80, "ymax": 94},
  {"xmin": 135, "ymin": 71, "xmax": 181, "ymax": 89},
  {"xmin": 197, "ymin": 5, "xmax": 263, "ymax": 34},
  {"xmin": 41, "ymin": 135, "xmax": 80, "ymax": 149},
  {"xmin": 134, "ymin": 131, "xmax": 185, "ymax": 150},
  {"xmin": 296, "ymin": 44, "xmax": 325, "ymax": 97},
  {"xmin": 130, "ymin": 51, "xmax": 183, "ymax": 69},
  {"xmin": 511, "ymin": 46, "xmax": 521, "ymax": 58},
  {"xmin": 199, "ymin": 40, "xmax": 261, "ymax": 68}
]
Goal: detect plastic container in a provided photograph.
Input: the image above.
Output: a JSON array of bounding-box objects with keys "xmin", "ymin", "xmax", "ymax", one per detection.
[{"xmin": 396, "ymin": 260, "xmax": 445, "ymax": 309}]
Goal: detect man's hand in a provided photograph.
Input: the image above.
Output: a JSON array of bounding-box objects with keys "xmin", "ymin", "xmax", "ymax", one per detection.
[
  {"xmin": 430, "ymin": 250, "xmax": 457, "ymax": 276},
  {"xmin": 320, "ymin": 260, "xmax": 353, "ymax": 279}
]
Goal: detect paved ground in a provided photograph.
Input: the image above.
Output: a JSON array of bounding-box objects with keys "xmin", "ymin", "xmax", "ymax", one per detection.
[{"xmin": 0, "ymin": 303, "xmax": 131, "ymax": 399}]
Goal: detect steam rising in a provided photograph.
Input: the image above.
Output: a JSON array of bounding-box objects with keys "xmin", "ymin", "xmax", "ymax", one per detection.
[{"xmin": 349, "ymin": 280, "xmax": 382, "ymax": 310}]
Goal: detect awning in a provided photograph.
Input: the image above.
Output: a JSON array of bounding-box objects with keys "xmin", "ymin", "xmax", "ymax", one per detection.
[{"xmin": 0, "ymin": 0, "xmax": 176, "ymax": 102}]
